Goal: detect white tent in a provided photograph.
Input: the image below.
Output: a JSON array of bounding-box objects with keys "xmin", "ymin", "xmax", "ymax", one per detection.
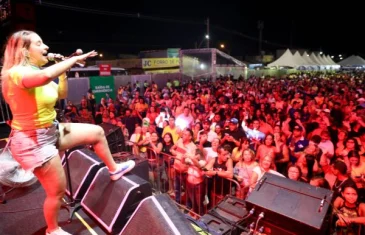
[
  {"xmin": 268, "ymin": 49, "xmax": 299, "ymax": 68},
  {"xmin": 338, "ymin": 55, "xmax": 365, "ymax": 66},
  {"xmin": 317, "ymin": 55, "xmax": 330, "ymax": 65},
  {"xmin": 293, "ymin": 51, "xmax": 307, "ymax": 66},
  {"xmin": 310, "ymin": 53, "xmax": 323, "ymax": 65},
  {"xmin": 326, "ymin": 55, "xmax": 337, "ymax": 65},
  {"xmin": 321, "ymin": 55, "xmax": 333, "ymax": 65},
  {"xmin": 301, "ymin": 51, "xmax": 316, "ymax": 65}
]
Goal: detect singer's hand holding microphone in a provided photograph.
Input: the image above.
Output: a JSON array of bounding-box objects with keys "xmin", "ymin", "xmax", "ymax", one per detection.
[{"xmin": 47, "ymin": 49, "xmax": 98, "ymax": 64}]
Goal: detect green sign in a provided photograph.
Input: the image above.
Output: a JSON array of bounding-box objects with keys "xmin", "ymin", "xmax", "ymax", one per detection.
[
  {"xmin": 167, "ymin": 48, "xmax": 180, "ymax": 58},
  {"xmin": 89, "ymin": 76, "xmax": 115, "ymax": 104}
]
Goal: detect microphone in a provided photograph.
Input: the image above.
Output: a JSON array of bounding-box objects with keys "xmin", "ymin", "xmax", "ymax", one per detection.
[
  {"xmin": 47, "ymin": 53, "xmax": 65, "ymax": 62},
  {"xmin": 47, "ymin": 49, "xmax": 85, "ymax": 67}
]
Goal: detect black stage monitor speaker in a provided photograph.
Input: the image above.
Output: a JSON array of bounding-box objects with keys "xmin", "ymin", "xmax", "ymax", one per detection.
[
  {"xmin": 99, "ymin": 123, "xmax": 125, "ymax": 154},
  {"xmin": 120, "ymin": 194, "xmax": 198, "ymax": 235},
  {"xmin": 198, "ymin": 213, "xmax": 234, "ymax": 235},
  {"xmin": 112, "ymin": 152, "xmax": 149, "ymax": 183},
  {"xmin": 208, "ymin": 195, "xmax": 248, "ymax": 224},
  {"xmin": 245, "ymin": 172, "xmax": 333, "ymax": 235},
  {"xmin": 81, "ymin": 167, "xmax": 152, "ymax": 234},
  {"xmin": 63, "ymin": 148, "xmax": 105, "ymax": 201}
]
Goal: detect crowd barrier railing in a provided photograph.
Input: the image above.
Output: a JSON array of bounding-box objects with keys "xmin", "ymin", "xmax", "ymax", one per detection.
[
  {"xmin": 143, "ymin": 147, "xmax": 242, "ymax": 218},
  {"xmin": 118, "ymin": 140, "xmax": 242, "ymax": 218}
]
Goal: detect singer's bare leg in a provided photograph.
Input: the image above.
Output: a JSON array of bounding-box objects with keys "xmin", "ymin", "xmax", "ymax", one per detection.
[
  {"xmin": 57, "ymin": 123, "xmax": 118, "ymax": 172},
  {"xmin": 33, "ymin": 156, "xmax": 66, "ymax": 233}
]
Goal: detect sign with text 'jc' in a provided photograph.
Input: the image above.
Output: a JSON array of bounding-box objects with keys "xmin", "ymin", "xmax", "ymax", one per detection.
[
  {"xmin": 142, "ymin": 58, "xmax": 180, "ymax": 69},
  {"xmin": 99, "ymin": 64, "xmax": 111, "ymax": 76}
]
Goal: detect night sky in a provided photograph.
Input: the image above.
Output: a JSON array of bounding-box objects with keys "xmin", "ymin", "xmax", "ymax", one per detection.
[{"xmin": 2, "ymin": 0, "xmax": 365, "ymax": 59}]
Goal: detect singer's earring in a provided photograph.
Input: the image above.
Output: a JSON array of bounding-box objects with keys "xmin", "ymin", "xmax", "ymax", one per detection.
[
  {"xmin": 22, "ymin": 48, "xmax": 30, "ymax": 57},
  {"xmin": 22, "ymin": 49, "xmax": 30, "ymax": 65}
]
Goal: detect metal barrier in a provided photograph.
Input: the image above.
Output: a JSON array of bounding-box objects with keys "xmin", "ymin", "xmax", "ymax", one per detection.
[
  {"xmin": 107, "ymin": 134, "xmax": 242, "ymax": 218},
  {"xmin": 143, "ymin": 148, "xmax": 241, "ymax": 218}
]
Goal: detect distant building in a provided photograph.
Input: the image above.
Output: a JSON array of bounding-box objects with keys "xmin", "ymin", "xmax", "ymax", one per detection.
[
  {"xmin": 245, "ymin": 54, "xmax": 274, "ymax": 64},
  {"xmin": 118, "ymin": 54, "xmax": 139, "ymax": 59},
  {"xmin": 139, "ymin": 48, "xmax": 180, "ymax": 58}
]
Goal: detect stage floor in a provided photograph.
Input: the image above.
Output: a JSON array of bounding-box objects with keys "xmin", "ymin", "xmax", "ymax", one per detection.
[{"xmin": 0, "ymin": 182, "xmax": 106, "ymax": 235}]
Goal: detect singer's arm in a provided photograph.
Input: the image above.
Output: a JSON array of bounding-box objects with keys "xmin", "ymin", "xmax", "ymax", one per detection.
[
  {"xmin": 21, "ymin": 57, "xmax": 79, "ymax": 89},
  {"xmin": 21, "ymin": 50, "xmax": 97, "ymax": 89}
]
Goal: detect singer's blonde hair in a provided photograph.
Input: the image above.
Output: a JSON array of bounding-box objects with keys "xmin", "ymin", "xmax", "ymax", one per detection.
[{"xmin": 1, "ymin": 30, "xmax": 35, "ymax": 79}]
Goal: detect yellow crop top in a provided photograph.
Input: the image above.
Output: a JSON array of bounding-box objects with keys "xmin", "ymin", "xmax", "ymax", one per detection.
[{"xmin": 2, "ymin": 65, "xmax": 58, "ymax": 130}]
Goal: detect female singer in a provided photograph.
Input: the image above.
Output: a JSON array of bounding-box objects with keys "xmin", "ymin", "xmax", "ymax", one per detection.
[{"xmin": 1, "ymin": 30, "xmax": 135, "ymax": 235}]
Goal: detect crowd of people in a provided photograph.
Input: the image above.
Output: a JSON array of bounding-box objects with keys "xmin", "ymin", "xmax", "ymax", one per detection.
[
  {"xmin": 4, "ymin": 28, "xmax": 365, "ymax": 235},
  {"xmin": 65, "ymin": 72, "xmax": 365, "ymax": 234}
]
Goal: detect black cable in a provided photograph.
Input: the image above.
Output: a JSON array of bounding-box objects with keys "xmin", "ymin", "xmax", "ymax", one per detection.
[
  {"xmin": 42, "ymin": 41, "xmax": 181, "ymax": 48},
  {"xmin": 36, "ymin": 2, "xmax": 203, "ymax": 26},
  {"xmin": 35, "ymin": 0, "xmax": 292, "ymax": 48},
  {"xmin": 0, "ymin": 207, "xmax": 43, "ymax": 213}
]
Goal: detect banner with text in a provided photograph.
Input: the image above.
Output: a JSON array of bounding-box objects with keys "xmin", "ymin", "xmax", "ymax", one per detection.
[
  {"xmin": 142, "ymin": 58, "xmax": 180, "ymax": 69},
  {"xmin": 99, "ymin": 64, "xmax": 111, "ymax": 76},
  {"xmin": 89, "ymin": 76, "xmax": 115, "ymax": 103}
]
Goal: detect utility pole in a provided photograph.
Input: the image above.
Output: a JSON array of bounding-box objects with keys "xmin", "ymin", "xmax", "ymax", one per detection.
[
  {"xmin": 258, "ymin": 20, "xmax": 264, "ymax": 61},
  {"xmin": 206, "ymin": 17, "xmax": 210, "ymax": 48}
]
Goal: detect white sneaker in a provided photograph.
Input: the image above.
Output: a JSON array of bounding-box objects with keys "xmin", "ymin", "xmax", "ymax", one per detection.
[
  {"xmin": 109, "ymin": 160, "xmax": 136, "ymax": 181},
  {"xmin": 46, "ymin": 227, "xmax": 71, "ymax": 235}
]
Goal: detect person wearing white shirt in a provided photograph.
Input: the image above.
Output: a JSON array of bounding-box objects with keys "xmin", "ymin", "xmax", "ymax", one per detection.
[
  {"xmin": 199, "ymin": 138, "xmax": 219, "ymax": 164},
  {"xmin": 176, "ymin": 107, "xmax": 194, "ymax": 130},
  {"xmin": 155, "ymin": 110, "xmax": 170, "ymax": 129},
  {"xmin": 250, "ymin": 155, "xmax": 285, "ymax": 192},
  {"xmin": 318, "ymin": 130, "xmax": 334, "ymax": 158},
  {"xmin": 197, "ymin": 120, "xmax": 218, "ymax": 143}
]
